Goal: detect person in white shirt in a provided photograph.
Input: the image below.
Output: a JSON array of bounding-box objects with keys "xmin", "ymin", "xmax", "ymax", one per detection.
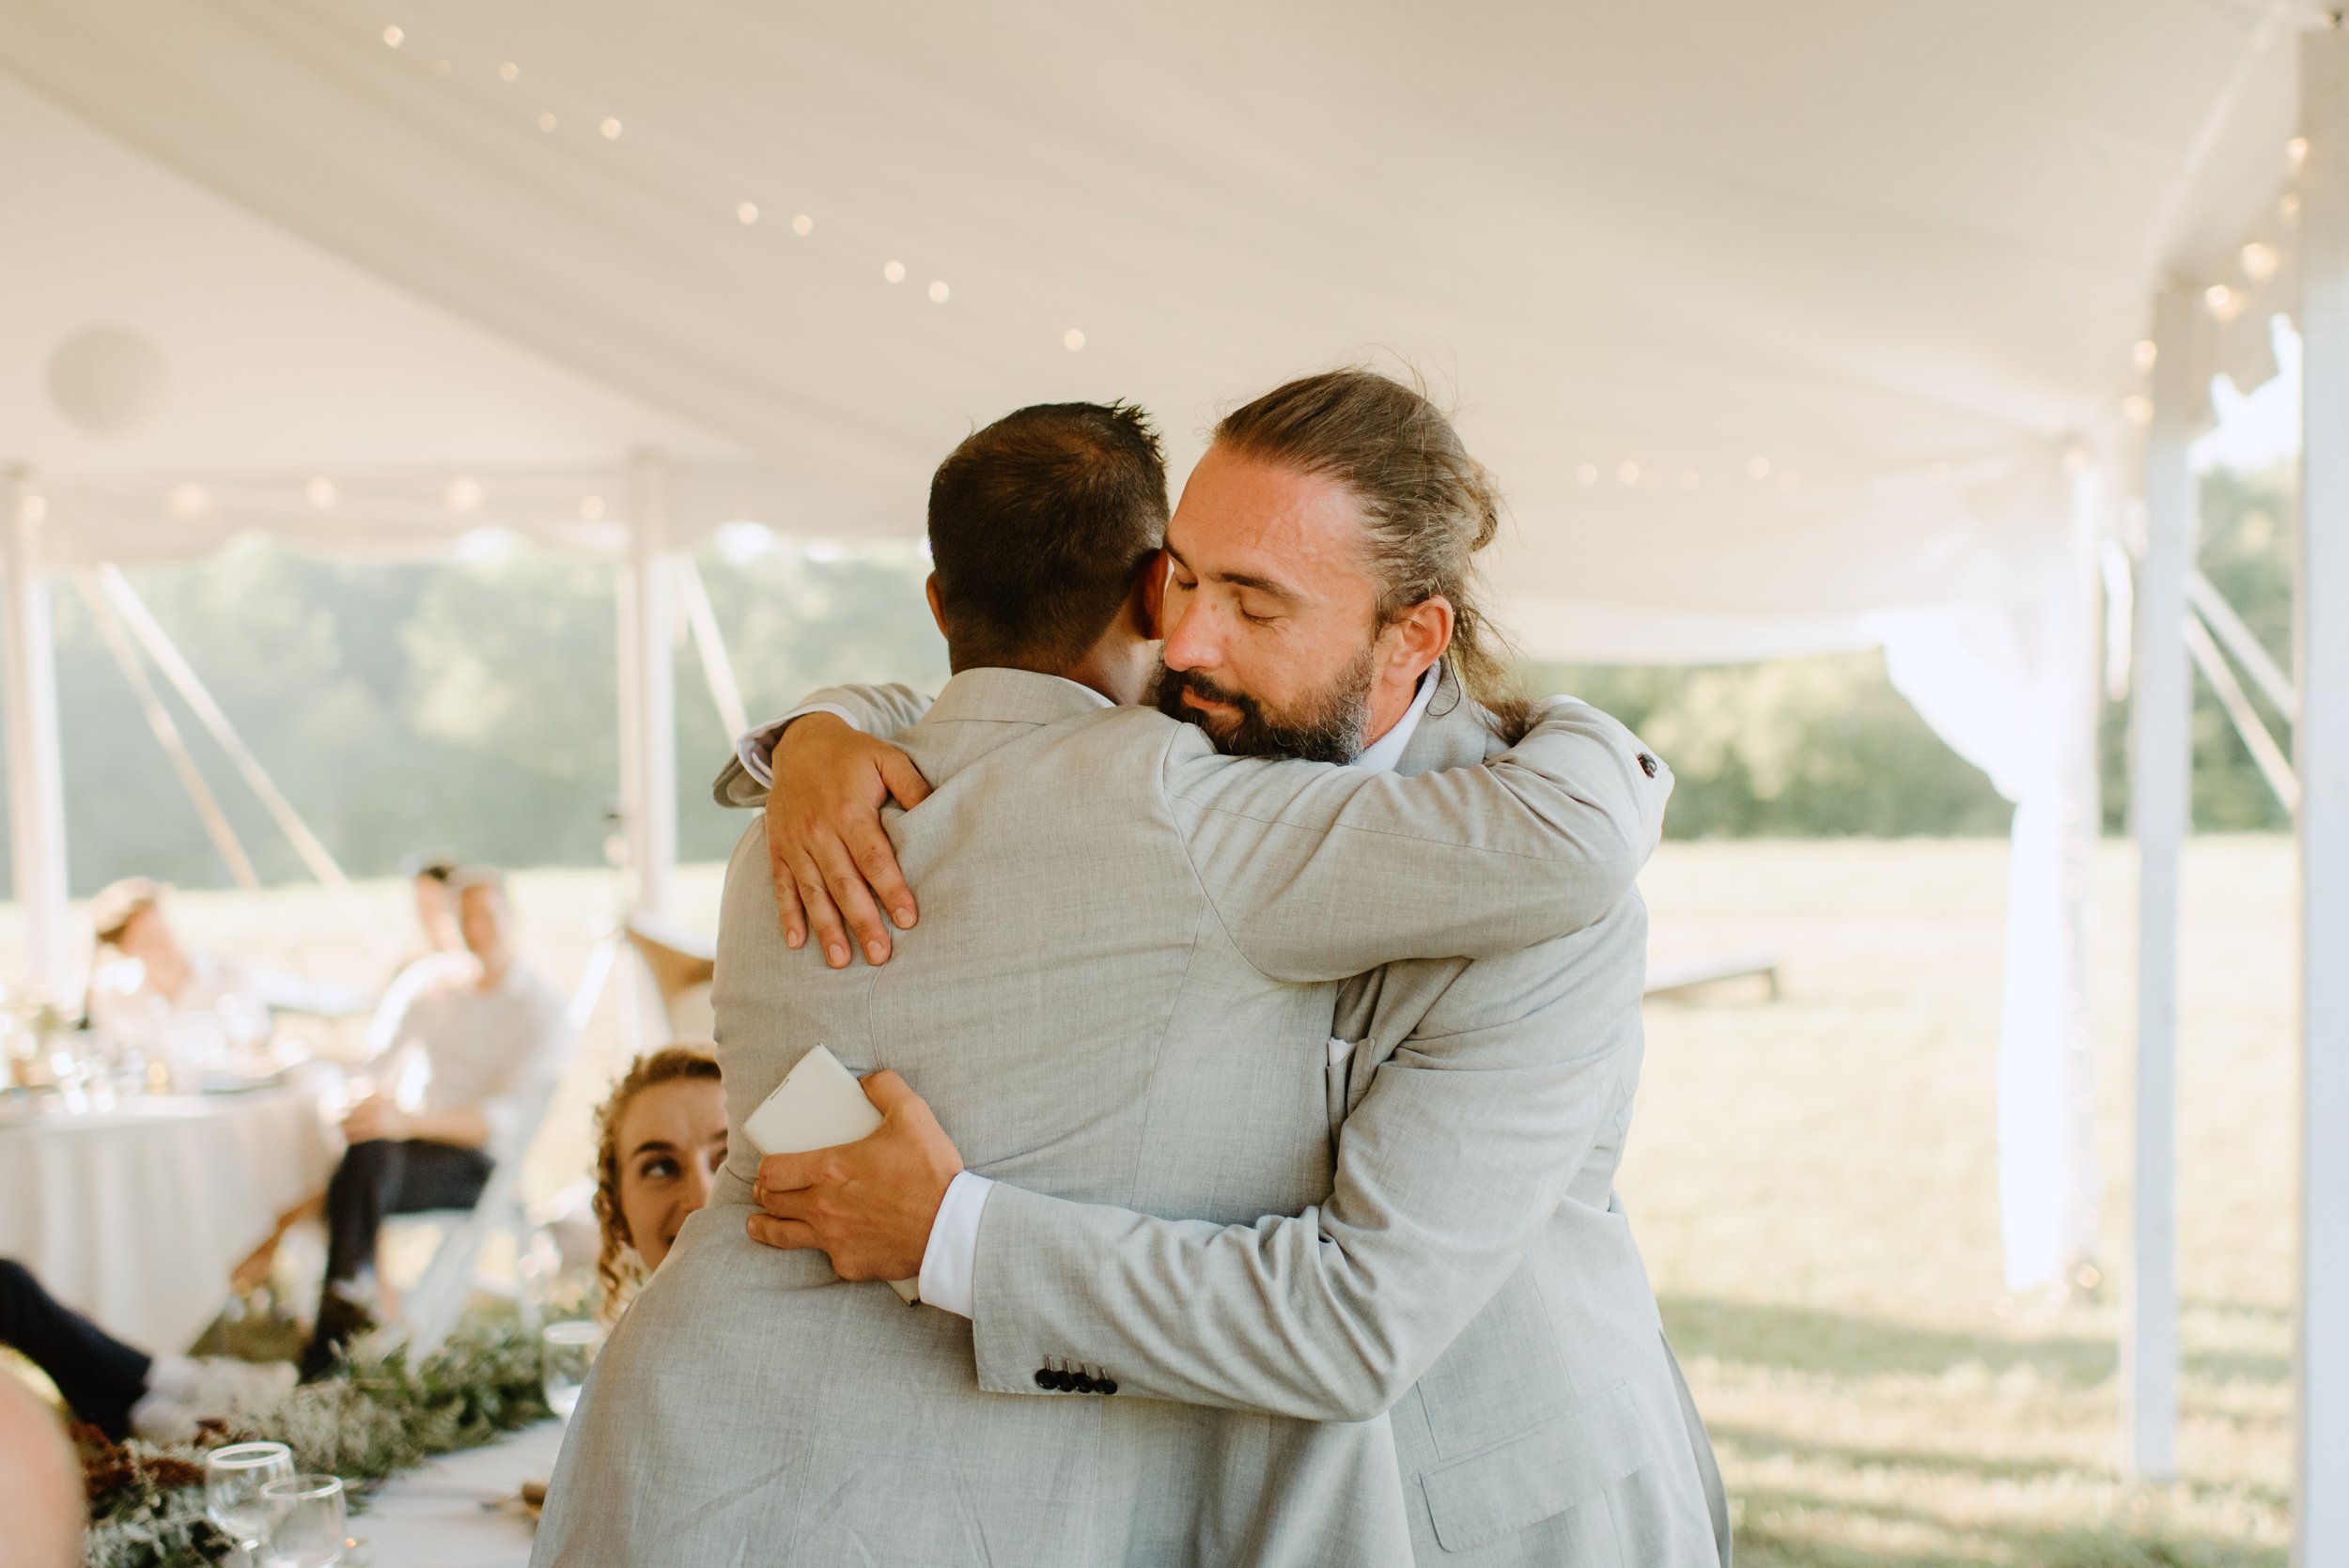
[{"xmin": 304, "ymin": 867, "xmax": 570, "ymax": 1375}]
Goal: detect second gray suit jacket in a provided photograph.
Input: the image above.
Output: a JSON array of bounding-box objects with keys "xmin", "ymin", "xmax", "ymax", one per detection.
[
  {"xmin": 535, "ymin": 667, "xmax": 1670, "ymax": 1568},
  {"xmin": 792, "ymin": 671, "xmax": 1727, "ymax": 1566}
]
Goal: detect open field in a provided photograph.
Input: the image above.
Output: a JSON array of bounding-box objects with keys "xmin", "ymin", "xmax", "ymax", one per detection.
[{"xmin": 1, "ymin": 835, "xmax": 2296, "ymax": 1563}]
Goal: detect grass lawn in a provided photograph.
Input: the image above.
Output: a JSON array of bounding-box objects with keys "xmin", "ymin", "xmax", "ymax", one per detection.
[
  {"xmin": 3, "ymin": 835, "xmax": 2296, "ymax": 1563},
  {"xmin": 1631, "ymin": 837, "xmax": 2294, "ymax": 1566}
]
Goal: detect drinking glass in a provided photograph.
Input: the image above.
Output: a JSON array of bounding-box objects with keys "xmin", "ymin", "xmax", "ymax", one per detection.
[
  {"xmin": 205, "ymin": 1441, "xmax": 294, "ymax": 1562},
  {"xmin": 259, "ymin": 1474, "xmax": 346, "ymax": 1568},
  {"xmin": 541, "ymin": 1319, "xmax": 605, "ymax": 1420}
]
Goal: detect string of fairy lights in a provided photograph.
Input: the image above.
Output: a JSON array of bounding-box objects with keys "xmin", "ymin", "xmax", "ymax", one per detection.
[{"xmin": 17, "ymin": 22, "xmax": 2326, "ymax": 531}]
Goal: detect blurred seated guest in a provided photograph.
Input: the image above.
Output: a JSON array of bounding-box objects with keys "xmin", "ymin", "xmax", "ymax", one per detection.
[
  {"xmin": 0, "ymin": 1362, "xmax": 84, "ymax": 1568},
  {"xmin": 85, "ymin": 879, "xmax": 368, "ymax": 1048},
  {"xmin": 306, "ymin": 867, "xmax": 570, "ymax": 1375},
  {"xmin": 357, "ymin": 853, "xmax": 480, "ymax": 1062},
  {"xmin": 85, "ymin": 878, "xmax": 272, "ymax": 1045},
  {"xmin": 589, "ymin": 1046, "xmax": 725, "ymax": 1325},
  {"xmin": 0, "ymin": 1259, "xmax": 292, "ymax": 1443}
]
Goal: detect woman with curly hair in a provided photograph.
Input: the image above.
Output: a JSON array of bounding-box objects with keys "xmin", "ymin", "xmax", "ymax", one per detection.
[{"xmin": 591, "ymin": 1046, "xmax": 727, "ymax": 1323}]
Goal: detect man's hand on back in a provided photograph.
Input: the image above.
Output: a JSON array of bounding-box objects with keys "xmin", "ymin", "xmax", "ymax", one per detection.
[
  {"xmin": 747, "ymin": 1071, "xmax": 963, "ymax": 1281},
  {"xmin": 765, "ymin": 714, "xmax": 932, "ymax": 968}
]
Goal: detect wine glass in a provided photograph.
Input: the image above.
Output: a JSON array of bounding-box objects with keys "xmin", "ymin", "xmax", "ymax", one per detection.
[
  {"xmin": 205, "ymin": 1441, "xmax": 293, "ymax": 1564},
  {"xmin": 258, "ymin": 1474, "xmax": 346, "ymax": 1568},
  {"xmin": 541, "ymin": 1320, "xmax": 605, "ymax": 1421}
]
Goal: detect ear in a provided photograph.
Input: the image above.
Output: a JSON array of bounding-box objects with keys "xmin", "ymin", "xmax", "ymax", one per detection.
[
  {"xmin": 925, "ymin": 573, "xmax": 948, "ymax": 640},
  {"xmin": 1136, "ymin": 550, "xmax": 1168, "ymax": 640},
  {"xmin": 1390, "ymin": 595, "xmax": 1455, "ymax": 682}
]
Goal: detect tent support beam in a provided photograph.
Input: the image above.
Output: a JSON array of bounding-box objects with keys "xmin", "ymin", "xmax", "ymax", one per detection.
[
  {"xmin": 2188, "ymin": 568, "xmax": 2297, "ymax": 719},
  {"xmin": 2296, "ymin": 24, "xmax": 2349, "ymax": 1565},
  {"xmin": 675, "ymin": 554, "xmax": 749, "ymax": 742},
  {"xmin": 0, "ymin": 468, "xmax": 68, "ymax": 999},
  {"xmin": 2126, "ymin": 282, "xmax": 2195, "ymax": 1483},
  {"xmin": 617, "ymin": 451, "xmax": 677, "ymax": 920},
  {"xmin": 2186, "ymin": 614, "xmax": 2299, "ymax": 811}
]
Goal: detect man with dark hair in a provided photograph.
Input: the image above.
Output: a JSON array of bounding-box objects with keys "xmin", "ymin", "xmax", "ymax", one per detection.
[
  {"xmin": 708, "ymin": 370, "xmax": 1728, "ymax": 1567},
  {"xmin": 536, "ymin": 397, "xmax": 1675, "ymax": 1567},
  {"xmin": 925, "ymin": 400, "xmax": 1169, "ymax": 675}
]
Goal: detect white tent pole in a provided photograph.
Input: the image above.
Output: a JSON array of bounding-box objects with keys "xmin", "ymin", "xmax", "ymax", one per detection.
[
  {"xmin": 93, "ymin": 566, "xmax": 396, "ymax": 956},
  {"xmin": 2295, "ymin": 23, "xmax": 2349, "ymax": 1566},
  {"xmin": 74, "ymin": 572, "xmax": 260, "ymax": 890},
  {"xmin": 2125, "ymin": 282, "xmax": 2196, "ymax": 1483},
  {"xmin": 2187, "ymin": 568, "xmax": 2298, "ymax": 720},
  {"xmin": 0, "ymin": 468, "xmax": 69, "ymax": 999},
  {"xmin": 616, "ymin": 451, "xmax": 676, "ymax": 920},
  {"xmin": 2186, "ymin": 614, "xmax": 2299, "ymax": 812},
  {"xmin": 675, "ymin": 554, "xmax": 750, "ymax": 742}
]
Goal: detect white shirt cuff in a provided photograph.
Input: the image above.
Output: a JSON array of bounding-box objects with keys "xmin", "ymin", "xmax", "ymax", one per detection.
[
  {"xmin": 917, "ymin": 1171, "xmax": 995, "ymax": 1318},
  {"xmin": 734, "ymin": 702, "xmax": 865, "ymax": 789}
]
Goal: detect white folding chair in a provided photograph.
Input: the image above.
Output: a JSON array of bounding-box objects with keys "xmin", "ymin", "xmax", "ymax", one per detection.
[{"xmin": 396, "ymin": 939, "xmax": 617, "ymax": 1358}]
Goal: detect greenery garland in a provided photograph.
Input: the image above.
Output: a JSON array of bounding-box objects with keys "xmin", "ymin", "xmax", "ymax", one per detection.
[{"xmin": 79, "ymin": 1307, "xmax": 554, "ymax": 1568}]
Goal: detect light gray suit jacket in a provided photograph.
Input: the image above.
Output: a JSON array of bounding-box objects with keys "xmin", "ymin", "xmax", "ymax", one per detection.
[
  {"xmin": 778, "ymin": 672, "xmax": 1728, "ymax": 1566},
  {"xmin": 536, "ymin": 668, "xmax": 1669, "ymax": 1568}
]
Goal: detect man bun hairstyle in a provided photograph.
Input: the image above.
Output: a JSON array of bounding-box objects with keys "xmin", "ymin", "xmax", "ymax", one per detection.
[
  {"xmin": 926, "ymin": 401, "xmax": 1169, "ymax": 673},
  {"xmin": 1213, "ymin": 368, "xmax": 1531, "ymax": 738}
]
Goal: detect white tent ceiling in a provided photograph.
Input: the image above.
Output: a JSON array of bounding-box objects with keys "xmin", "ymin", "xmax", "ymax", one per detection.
[{"xmin": 0, "ymin": 0, "xmax": 2314, "ymax": 648}]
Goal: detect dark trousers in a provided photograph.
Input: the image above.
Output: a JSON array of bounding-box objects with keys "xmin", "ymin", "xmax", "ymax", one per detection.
[
  {"xmin": 321, "ymin": 1138, "xmax": 495, "ymax": 1287},
  {"xmin": 0, "ymin": 1257, "xmax": 150, "ymax": 1440}
]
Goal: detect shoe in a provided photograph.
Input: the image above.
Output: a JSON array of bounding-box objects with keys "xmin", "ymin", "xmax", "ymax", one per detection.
[{"xmin": 302, "ymin": 1290, "xmax": 376, "ymax": 1381}]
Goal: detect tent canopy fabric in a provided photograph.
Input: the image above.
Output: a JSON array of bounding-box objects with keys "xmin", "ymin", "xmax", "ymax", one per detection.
[{"xmin": 0, "ymin": 0, "xmax": 2313, "ymax": 657}]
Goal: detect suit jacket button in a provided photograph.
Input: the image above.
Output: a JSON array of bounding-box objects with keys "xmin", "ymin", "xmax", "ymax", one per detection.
[
  {"xmin": 1068, "ymin": 1374, "xmax": 1097, "ymax": 1393},
  {"xmin": 1639, "ymin": 753, "xmax": 1659, "ymax": 778},
  {"xmin": 1034, "ymin": 1369, "xmax": 1055, "ymax": 1390},
  {"xmin": 1097, "ymin": 1378, "xmax": 1117, "ymax": 1395}
]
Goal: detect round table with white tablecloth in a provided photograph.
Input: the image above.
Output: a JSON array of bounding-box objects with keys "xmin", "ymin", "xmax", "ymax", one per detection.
[{"xmin": 0, "ymin": 1084, "xmax": 339, "ymax": 1351}]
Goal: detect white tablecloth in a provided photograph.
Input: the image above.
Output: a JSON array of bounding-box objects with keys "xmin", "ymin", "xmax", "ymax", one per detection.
[
  {"xmin": 0, "ymin": 1086, "xmax": 339, "ymax": 1351},
  {"xmin": 361, "ymin": 1421, "xmax": 567, "ymax": 1567}
]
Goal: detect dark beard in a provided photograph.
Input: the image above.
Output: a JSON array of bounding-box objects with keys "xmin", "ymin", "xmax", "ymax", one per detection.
[{"xmin": 1151, "ymin": 646, "xmax": 1377, "ymax": 764}]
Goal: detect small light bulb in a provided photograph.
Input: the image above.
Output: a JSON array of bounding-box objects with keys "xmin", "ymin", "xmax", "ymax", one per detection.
[
  {"xmin": 737, "ymin": 202, "xmax": 759, "ymax": 225},
  {"xmin": 382, "ymin": 24, "xmax": 404, "ymax": 47},
  {"xmin": 2289, "ymin": 135, "xmax": 2310, "ymax": 168},
  {"xmin": 499, "ymin": 61, "xmax": 520, "ymax": 83},
  {"xmin": 1615, "ymin": 461, "xmax": 1640, "ymax": 485},
  {"xmin": 1678, "ymin": 470, "xmax": 1700, "ymax": 490},
  {"xmin": 580, "ymin": 495, "xmax": 606, "ymax": 520},
  {"xmin": 2281, "ymin": 193, "xmax": 2302, "ymax": 223},
  {"xmin": 1575, "ymin": 463, "xmax": 1598, "ymax": 486},
  {"xmin": 2123, "ymin": 394, "xmax": 2153, "ymax": 426},
  {"xmin": 1747, "ymin": 456, "xmax": 1770, "ymax": 479},
  {"xmin": 882, "ymin": 260, "xmax": 906, "ymax": 284},
  {"xmin": 599, "ymin": 117, "xmax": 622, "ymax": 140},
  {"xmin": 2204, "ymin": 283, "xmax": 2242, "ymax": 320},
  {"xmin": 1064, "ymin": 328, "xmax": 1085, "ymax": 352},
  {"xmin": 446, "ymin": 477, "xmax": 483, "ymax": 511},
  {"xmin": 305, "ymin": 477, "xmax": 336, "ymax": 507},
  {"xmin": 2241, "ymin": 241, "xmax": 2279, "ymax": 283},
  {"xmin": 2133, "ymin": 338, "xmax": 2157, "ymax": 373},
  {"xmin": 1777, "ymin": 472, "xmax": 1799, "ymax": 491},
  {"xmin": 927, "ymin": 280, "xmax": 950, "ymax": 303},
  {"xmin": 791, "ymin": 213, "xmax": 813, "ymax": 237},
  {"xmin": 537, "ymin": 111, "xmax": 557, "ymax": 132},
  {"xmin": 169, "ymin": 482, "xmax": 210, "ymax": 516}
]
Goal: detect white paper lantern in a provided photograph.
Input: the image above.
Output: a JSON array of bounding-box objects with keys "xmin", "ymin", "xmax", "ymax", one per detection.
[{"xmin": 47, "ymin": 326, "xmax": 170, "ymax": 438}]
